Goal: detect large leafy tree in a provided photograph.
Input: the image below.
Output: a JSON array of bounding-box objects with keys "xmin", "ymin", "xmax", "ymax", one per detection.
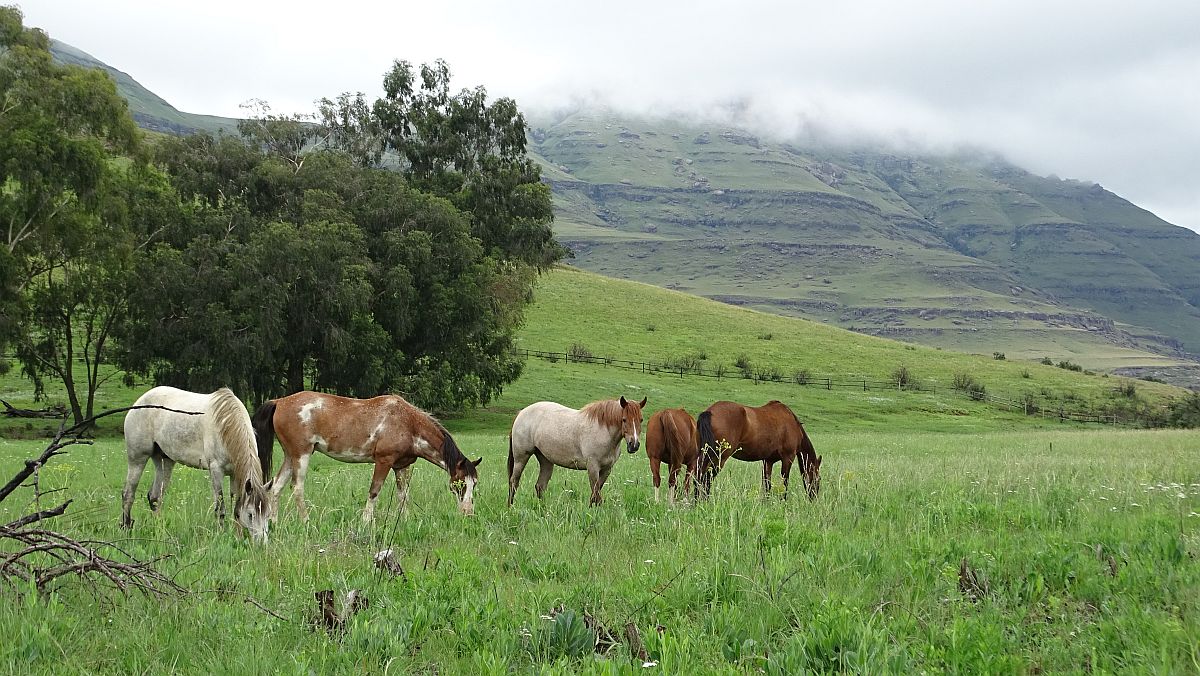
[{"xmin": 1, "ymin": 6, "xmax": 145, "ymax": 422}]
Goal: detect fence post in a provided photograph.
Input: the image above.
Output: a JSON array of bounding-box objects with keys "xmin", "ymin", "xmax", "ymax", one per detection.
[
  {"xmin": 863, "ymin": 379, "xmax": 867, "ymax": 391},
  {"xmin": 825, "ymin": 378, "xmax": 831, "ymax": 390}
]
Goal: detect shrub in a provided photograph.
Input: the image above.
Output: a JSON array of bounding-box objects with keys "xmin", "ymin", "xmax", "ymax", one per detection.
[
  {"xmin": 967, "ymin": 382, "xmax": 987, "ymax": 400},
  {"xmin": 1040, "ymin": 357, "xmax": 1054, "ymax": 365},
  {"xmin": 1021, "ymin": 392, "xmax": 1039, "ymax": 414},
  {"xmin": 734, "ymin": 354, "xmax": 751, "ymax": 370},
  {"xmin": 755, "ymin": 366, "xmax": 783, "ymax": 383},
  {"xmin": 1021, "ymin": 369, "xmax": 1031, "ymax": 379},
  {"xmin": 892, "ymin": 366, "xmax": 913, "ymax": 389},
  {"xmin": 793, "ymin": 369, "xmax": 811, "ymax": 385},
  {"xmin": 1056, "ymin": 360, "xmax": 1082, "ymax": 372},
  {"xmin": 953, "ymin": 373, "xmax": 977, "ymax": 391},
  {"xmin": 567, "ymin": 343, "xmax": 593, "ymax": 363},
  {"xmin": 645, "ymin": 324, "xmax": 656, "ymax": 332},
  {"xmin": 993, "ymin": 352, "xmax": 1006, "ymax": 360},
  {"xmin": 1115, "ymin": 381, "xmax": 1137, "ymax": 398},
  {"xmin": 757, "ymin": 332, "xmax": 773, "ymax": 341}
]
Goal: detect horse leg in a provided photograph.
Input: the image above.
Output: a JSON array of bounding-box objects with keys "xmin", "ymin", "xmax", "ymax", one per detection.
[
  {"xmin": 668, "ymin": 462, "xmax": 681, "ymax": 505},
  {"xmin": 780, "ymin": 456, "xmax": 794, "ymax": 501},
  {"xmin": 393, "ymin": 464, "xmax": 414, "ymax": 513},
  {"xmin": 120, "ymin": 455, "xmax": 151, "ymax": 530},
  {"xmin": 148, "ymin": 456, "xmax": 176, "ymax": 514},
  {"xmin": 650, "ymin": 454, "xmax": 663, "ymax": 503},
  {"xmin": 533, "ymin": 452, "xmax": 555, "ymax": 500},
  {"xmin": 762, "ymin": 460, "xmax": 774, "ymax": 496},
  {"xmin": 208, "ymin": 465, "xmax": 226, "ymax": 522},
  {"xmin": 588, "ymin": 461, "xmax": 614, "ymax": 506},
  {"xmin": 508, "ymin": 447, "xmax": 533, "ymax": 506},
  {"xmin": 362, "ymin": 461, "xmax": 392, "ymax": 523},
  {"xmin": 292, "ymin": 451, "xmax": 313, "ymax": 521},
  {"xmin": 268, "ymin": 455, "xmax": 294, "ymax": 521}
]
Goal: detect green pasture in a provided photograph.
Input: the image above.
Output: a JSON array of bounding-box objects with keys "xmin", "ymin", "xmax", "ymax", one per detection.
[{"xmin": 2, "ymin": 428, "xmax": 1198, "ymax": 673}]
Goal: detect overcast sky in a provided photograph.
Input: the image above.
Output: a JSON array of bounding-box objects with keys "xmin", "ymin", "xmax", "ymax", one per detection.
[{"xmin": 18, "ymin": 0, "xmax": 1200, "ymax": 232}]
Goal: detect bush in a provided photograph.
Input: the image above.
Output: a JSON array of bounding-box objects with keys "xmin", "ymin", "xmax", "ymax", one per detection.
[
  {"xmin": 1056, "ymin": 360, "xmax": 1082, "ymax": 372},
  {"xmin": 1166, "ymin": 392, "xmax": 1200, "ymax": 428},
  {"xmin": 734, "ymin": 354, "xmax": 751, "ymax": 370},
  {"xmin": 793, "ymin": 369, "xmax": 811, "ymax": 386},
  {"xmin": 1021, "ymin": 392, "xmax": 1039, "ymax": 414},
  {"xmin": 892, "ymin": 366, "xmax": 913, "ymax": 389},
  {"xmin": 993, "ymin": 352, "xmax": 1006, "ymax": 360},
  {"xmin": 757, "ymin": 332, "xmax": 773, "ymax": 341},
  {"xmin": 1021, "ymin": 369, "xmax": 1031, "ymax": 379},
  {"xmin": 567, "ymin": 343, "xmax": 593, "ymax": 363},
  {"xmin": 755, "ymin": 366, "xmax": 783, "ymax": 383},
  {"xmin": 1040, "ymin": 357, "xmax": 1054, "ymax": 365},
  {"xmin": 1115, "ymin": 381, "xmax": 1137, "ymax": 398},
  {"xmin": 953, "ymin": 373, "xmax": 977, "ymax": 391}
]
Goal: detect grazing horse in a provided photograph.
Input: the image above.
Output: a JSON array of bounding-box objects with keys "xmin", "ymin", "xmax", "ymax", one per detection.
[
  {"xmin": 645, "ymin": 408, "xmax": 699, "ymax": 504},
  {"xmin": 508, "ymin": 396, "xmax": 646, "ymax": 506},
  {"xmin": 695, "ymin": 400, "xmax": 821, "ymax": 500},
  {"xmin": 252, "ymin": 391, "xmax": 481, "ymax": 521},
  {"xmin": 122, "ymin": 386, "xmax": 271, "ymax": 544}
]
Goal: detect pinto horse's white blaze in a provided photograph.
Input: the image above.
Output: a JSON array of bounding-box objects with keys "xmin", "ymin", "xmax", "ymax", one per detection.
[{"xmin": 255, "ymin": 391, "xmax": 482, "ymax": 522}]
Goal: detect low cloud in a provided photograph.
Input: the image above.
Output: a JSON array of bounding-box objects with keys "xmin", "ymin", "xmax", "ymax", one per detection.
[{"xmin": 20, "ymin": 0, "xmax": 1200, "ymax": 230}]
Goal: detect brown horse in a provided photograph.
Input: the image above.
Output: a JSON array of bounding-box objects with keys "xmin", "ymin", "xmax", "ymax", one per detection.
[
  {"xmin": 645, "ymin": 408, "xmax": 699, "ymax": 504},
  {"xmin": 695, "ymin": 400, "xmax": 821, "ymax": 500},
  {"xmin": 252, "ymin": 391, "xmax": 481, "ymax": 521}
]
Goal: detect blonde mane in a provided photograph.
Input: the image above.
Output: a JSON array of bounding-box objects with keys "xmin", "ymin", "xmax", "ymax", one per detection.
[
  {"xmin": 580, "ymin": 399, "xmax": 623, "ymax": 430},
  {"xmin": 209, "ymin": 388, "xmax": 263, "ymax": 488}
]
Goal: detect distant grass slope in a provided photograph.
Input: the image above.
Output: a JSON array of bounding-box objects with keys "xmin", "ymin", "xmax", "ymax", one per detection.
[{"xmin": 2, "ymin": 267, "xmax": 1186, "ymax": 440}]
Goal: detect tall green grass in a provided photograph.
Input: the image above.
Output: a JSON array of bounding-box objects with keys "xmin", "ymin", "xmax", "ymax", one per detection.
[{"xmin": 2, "ymin": 428, "xmax": 1197, "ymax": 673}]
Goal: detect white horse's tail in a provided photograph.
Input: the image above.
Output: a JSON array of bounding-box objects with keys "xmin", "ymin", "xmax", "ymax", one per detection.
[{"xmin": 209, "ymin": 388, "xmax": 263, "ymax": 487}]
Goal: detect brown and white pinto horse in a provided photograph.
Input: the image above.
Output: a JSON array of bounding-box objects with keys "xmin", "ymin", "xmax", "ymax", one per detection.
[
  {"xmin": 508, "ymin": 396, "xmax": 646, "ymax": 506},
  {"xmin": 695, "ymin": 400, "xmax": 821, "ymax": 500},
  {"xmin": 645, "ymin": 408, "xmax": 699, "ymax": 504},
  {"xmin": 252, "ymin": 391, "xmax": 481, "ymax": 521}
]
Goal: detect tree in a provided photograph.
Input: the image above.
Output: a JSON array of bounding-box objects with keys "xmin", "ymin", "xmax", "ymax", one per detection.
[
  {"xmin": 122, "ymin": 60, "xmax": 563, "ymax": 412},
  {"xmin": 320, "ymin": 59, "xmax": 565, "ymax": 268},
  {"xmin": 1, "ymin": 6, "xmax": 145, "ymax": 423}
]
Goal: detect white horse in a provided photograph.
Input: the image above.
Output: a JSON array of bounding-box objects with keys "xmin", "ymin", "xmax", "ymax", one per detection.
[
  {"xmin": 508, "ymin": 396, "xmax": 646, "ymax": 506},
  {"xmin": 122, "ymin": 386, "xmax": 271, "ymax": 544}
]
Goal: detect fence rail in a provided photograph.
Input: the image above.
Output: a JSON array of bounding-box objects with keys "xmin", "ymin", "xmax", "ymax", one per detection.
[{"xmin": 513, "ymin": 348, "xmax": 1128, "ymax": 426}]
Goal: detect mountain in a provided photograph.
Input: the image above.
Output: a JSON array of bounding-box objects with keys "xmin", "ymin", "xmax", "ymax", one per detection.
[{"xmin": 47, "ymin": 41, "xmax": 1200, "ymax": 386}]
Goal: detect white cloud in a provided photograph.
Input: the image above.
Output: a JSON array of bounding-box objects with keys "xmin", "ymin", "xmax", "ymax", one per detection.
[{"xmin": 17, "ymin": 0, "xmax": 1200, "ymax": 231}]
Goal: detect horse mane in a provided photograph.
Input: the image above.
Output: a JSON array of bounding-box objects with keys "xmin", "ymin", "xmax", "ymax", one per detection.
[
  {"xmin": 209, "ymin": 388, "xmax": 263, "ymax": 488},
  {"xmin": 435, "ymin": 422, "xmax": 470, "ymax": 471},
  {"xmin": 580, "ymin": 399, "xmax": 623, "ymax": 430}
]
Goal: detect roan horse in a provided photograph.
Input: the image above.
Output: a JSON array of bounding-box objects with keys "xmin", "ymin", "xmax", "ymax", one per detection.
[
  {"xmin": 122, "ymin": 386, "xmax": 272, "ymax": 544},
  {"xmin": 508, "ymin": 396, "xmax": 646, "ymax": 506},
  {"xmin": 252, "ymin": 391, "xmax": 481, "ymax": 521},
  {"xmin": 696, "ymin": 400, "xmax": 821, "ymax": 500},
  {"xmin": 645, "ymin": 408, "xmax": 699, "ymax": 504}
]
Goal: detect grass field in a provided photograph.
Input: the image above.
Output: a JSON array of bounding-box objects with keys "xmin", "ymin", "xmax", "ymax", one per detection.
[{"xmin": 1, "ymin": 428, "xmax": 1198, "ymax": 673}]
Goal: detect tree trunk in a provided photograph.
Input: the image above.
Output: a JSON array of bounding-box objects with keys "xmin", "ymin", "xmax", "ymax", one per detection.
[{"xmin": 286, "ymin": 358, "xmax": 304, "ymax": 395}]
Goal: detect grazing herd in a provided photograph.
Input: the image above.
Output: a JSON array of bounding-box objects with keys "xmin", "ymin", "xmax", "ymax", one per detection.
[{"xmin": 120, "ymin": 387, "xmax": 821, "ymax": 543}]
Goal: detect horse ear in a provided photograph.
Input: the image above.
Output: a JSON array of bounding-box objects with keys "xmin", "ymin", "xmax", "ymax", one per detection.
[
  {"xmin": 816, "ymin": 455, "xmax": 823, "ymax": 467},
  {"xmin": 620, "ymin": 396, "xmax": 628, "ymax": 408},
  {"xmin": 638, "ymin": 397, "xmax": 647, "ymax": 408},
  {"xmin": 473, "ymin": 456, "xmax": 483, "ymax": 467}
]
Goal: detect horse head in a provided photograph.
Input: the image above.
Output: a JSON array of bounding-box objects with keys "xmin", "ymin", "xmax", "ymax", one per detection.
[
  {"xmin": 236, "ymin": 478, "xmax": 272, "ymax": 544},
  {"xmin": 801, "ymin": 453, "xmax": 822, "ymax": 501},
  {"xmin": 619, "ymin": 396, "xmax": 647, "ymax": 453},
  {"xmin": 449, "ymin": 456, "xmax": 483, "ymax": 515}
]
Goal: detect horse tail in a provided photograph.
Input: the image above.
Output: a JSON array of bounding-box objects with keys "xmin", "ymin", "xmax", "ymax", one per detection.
[
  {"xmin": 697, "ymin": 410, "xmax": 717, "ymax": 469},
  {"xmin": 210, "ymin": 388, "xmax": 262, "ymax": 486},
  {"xmin": 507, "ymin": 434, "xmax": 514, "ymax": 481},
  {"xmin": 251, "ymin": 400, "xmax": 277, "ymax": 479},
  {"xmin": 662, "ymin": 410, "xmax": 684, "ymax": 458}
]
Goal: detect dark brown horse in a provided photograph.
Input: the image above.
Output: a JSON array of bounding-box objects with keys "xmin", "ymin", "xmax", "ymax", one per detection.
[
  {"xmin": 252, "ymin": 391, "xmax": 481, "ymax": 521},
  {"xmin": 645, "ymin": 408, "xmax": 699, "ymax": 504},
  {"xmin": 695, "ymin": 400, "xmax": 820, "ymax": 500}
]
